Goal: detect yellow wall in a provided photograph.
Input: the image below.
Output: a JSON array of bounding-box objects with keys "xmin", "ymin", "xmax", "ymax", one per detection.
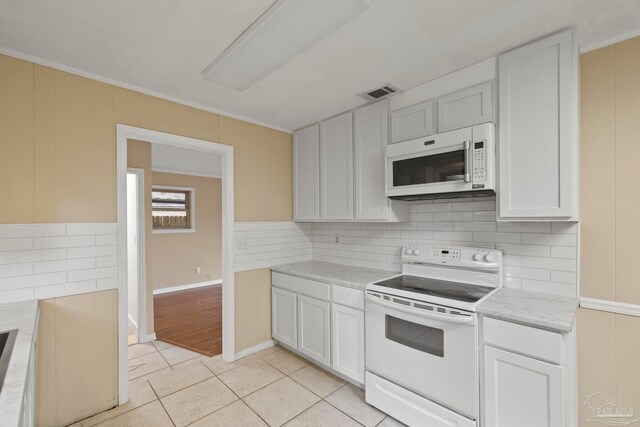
[
  {"xmin": 0, "ymin": 53, "xmax": 293, "ymax": 224},
  {"xmin": 578, "ymin": 37, "xmax": 640, "ymax": 425},
  {"xmin": 36, "ymin": 290, "xmax": 117, "ymax": 427},
  {"xmin": 0, "ymin": 53, "xmax": 292, "ymax": 425},
  {"xmin": 151, "ymin": 172, "xmax": 223, "ymax": 289}
]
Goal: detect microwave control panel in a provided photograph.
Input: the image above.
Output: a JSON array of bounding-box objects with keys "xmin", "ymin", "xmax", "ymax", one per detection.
[{"xmin": 473, "ymin": 140, "xmax": 486, "ymax": 181}]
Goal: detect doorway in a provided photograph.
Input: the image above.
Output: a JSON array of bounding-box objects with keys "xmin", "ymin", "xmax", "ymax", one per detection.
[
  {"xmin": 116, "ymin": 125, "xmax": 235, "ymax": 405},
  {"xmin": 126, "ymin": 168, "xmax": 146, "ymax": 346}
]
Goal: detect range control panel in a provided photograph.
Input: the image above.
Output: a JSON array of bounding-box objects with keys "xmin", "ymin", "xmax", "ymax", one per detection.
[{"xmin": 402, "ymin": 244, "xmax": 501, "ymax": 270}]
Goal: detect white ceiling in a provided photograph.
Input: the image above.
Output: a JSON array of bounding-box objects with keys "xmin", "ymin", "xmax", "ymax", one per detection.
[
  {"xmin": 0, "ymin": 0, "xmax": 638, "ymax": 131},
  {"xmin": 152, "ymin": 144, "xmax": 222, "ymax": 178}
]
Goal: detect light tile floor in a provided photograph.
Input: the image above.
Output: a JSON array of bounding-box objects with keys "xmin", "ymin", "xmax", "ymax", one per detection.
[{"xmin": 71, "ymin": 341, "xmax": 406, "ymax": 427}]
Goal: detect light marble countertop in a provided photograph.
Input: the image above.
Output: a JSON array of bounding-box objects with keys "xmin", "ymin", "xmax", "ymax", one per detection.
[
  {"xmin": 271, "ymin": 261, "xmax": 399, "ymax": 290},
  {"xmin": 0, "ymin": 299, "xmax": 39, "ymax": 427},
  {"xmin": 477, "ymin": 288, "xmax": 579, "ymax": 332}
]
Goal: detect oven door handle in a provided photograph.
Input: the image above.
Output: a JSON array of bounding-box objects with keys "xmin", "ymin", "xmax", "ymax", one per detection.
[{"xmin": 365, "ymin": 293, "xmax": 475, "ymax": 325}]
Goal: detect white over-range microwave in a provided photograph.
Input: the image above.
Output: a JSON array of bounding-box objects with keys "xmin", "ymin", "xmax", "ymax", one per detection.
[{"xmin": 385, "ymin": 123, "xmax": 495, "ymax": 200}]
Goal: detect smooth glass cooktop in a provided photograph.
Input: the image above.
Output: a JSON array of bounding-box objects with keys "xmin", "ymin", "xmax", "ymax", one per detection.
[{"xmin": 373, "ymin": 275, "xmax": 494, "ymax": 303}]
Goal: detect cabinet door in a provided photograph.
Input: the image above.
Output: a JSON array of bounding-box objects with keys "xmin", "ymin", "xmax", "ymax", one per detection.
[
  {"xmin": 331, "ymin": 303, "xmax": 364, "ymax": 383},
  {"xmin": 484, "ymin": 346, "xmax": 565, "ymax": 427},
  {"xmin": 272, "ymin": 287, "xmax": 297, "ymax": 349},
  {"xmin": 320, "ymin": 112, "xmax": 354, "ymax": 220},
  {"xmin": 437, "ymin": 82, "xmax": 493, "ymax": 132},
  {"xmin": 498, "ymin": 30, "xmax": 577, "ymax": 219},
  {"xmin": 390, "ymin": 100, "xmax": 434, "ymax": 143},
  {"xmin": 298, "ymin": 295, "xmax": 331, "ymax": 366},
  {"xmin": 354, "ymin": 101, "xmax": 389, "ymax": 220},
  {"xmin": 293, "ymin": 125, "xmax": 320, "ymax": 221}
]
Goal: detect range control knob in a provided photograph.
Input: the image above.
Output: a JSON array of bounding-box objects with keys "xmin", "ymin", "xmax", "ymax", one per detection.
[
  {"xmin": 484, "ymin": 254, "xmax": 494, "ymax": 262},
  {"xmin": 405, "ymin": 247, "xmax": 413, "ymax": 255},
  {"xmin": 473, "ymin": 253, "xmax": 483, "ymax": 261},
  {"xmin": 413, "ymin": 249, "xmax": 421, "ymax": 256}
]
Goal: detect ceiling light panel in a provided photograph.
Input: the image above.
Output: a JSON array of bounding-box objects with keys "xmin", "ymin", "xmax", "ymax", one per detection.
[{"xmin": 202, "ymin": 0, "xmax": 371, "ymax": 91}]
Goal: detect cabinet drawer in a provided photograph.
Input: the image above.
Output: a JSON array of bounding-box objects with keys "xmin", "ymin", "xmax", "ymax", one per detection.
[
  {"xmin": 272, "ymin": 272, "xmax": 330, "ymax": 301},
  {"xmin": 332, "ymin": 285, "xmax": 364, "ymax": 310},
  {"xmin": 483, "ymin": 317, "xmax": 562, "ymax": 364}
]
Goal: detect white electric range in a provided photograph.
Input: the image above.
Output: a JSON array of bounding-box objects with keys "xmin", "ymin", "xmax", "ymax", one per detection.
[{"xmin": 365, "ymin": 244, "xmax": 503, "ymax": 427}]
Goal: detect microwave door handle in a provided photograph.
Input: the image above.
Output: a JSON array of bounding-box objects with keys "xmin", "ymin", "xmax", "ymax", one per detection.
[{"xmin": 464, "ymin": 140, "xmax": 471, "ymax": 183}]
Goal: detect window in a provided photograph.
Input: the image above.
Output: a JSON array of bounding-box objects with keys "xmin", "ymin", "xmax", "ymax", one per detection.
[{"xmin": 152, "ymin": 187, "xmax": 194, "ymax": 232}]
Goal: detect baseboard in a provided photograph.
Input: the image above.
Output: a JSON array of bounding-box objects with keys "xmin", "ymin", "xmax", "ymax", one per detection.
[
  {"xmin": 153, "ymin": 279, "xmax": 222, "ymax": 295},
  {"xmin": 234, "ymin": 339, "xmax": 277, "ymax": 360},
  {"xmin": 141, "ymin": 333, "xmax": 157, "ymax": 343}
]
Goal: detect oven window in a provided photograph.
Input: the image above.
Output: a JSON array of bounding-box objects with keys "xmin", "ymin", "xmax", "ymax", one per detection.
[
  {"xmin": 385, "ymin": 315, "xmax": 444, "ymax": 357},
  {"xmin": 393, "ymin": 150, "xmax": 465, "ymax": 187}
]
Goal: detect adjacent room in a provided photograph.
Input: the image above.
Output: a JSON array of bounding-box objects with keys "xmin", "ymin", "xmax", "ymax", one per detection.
[{"xmin": 0, "ymin": 1, "xmax": 639, "ymax": 427}]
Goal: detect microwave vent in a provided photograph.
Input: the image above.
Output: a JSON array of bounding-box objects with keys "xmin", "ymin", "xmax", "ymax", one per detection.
[{"xmin": 361, "ymin": 84, "xmax": 399, "ymax": 102}]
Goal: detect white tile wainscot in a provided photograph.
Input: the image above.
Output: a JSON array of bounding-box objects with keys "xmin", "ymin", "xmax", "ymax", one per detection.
[
  {"xmin": 307, "ymin": 197, "xmax": 579, "ymax": 297},
  {"xmin": 0, "ymin": 223, "xmax": 118, "ymax": 303},
  {"xmin": 234, "ymin": 222, "xmax": 313, "ymax": 272}
]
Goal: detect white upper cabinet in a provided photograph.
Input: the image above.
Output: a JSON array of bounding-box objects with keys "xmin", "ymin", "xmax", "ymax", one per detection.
[
  {"xmin": 354, "ymin": 101, "xmax": 407, "ymax": 221},
  {"xmin": 320, "ymin": 112, "xmax": 354, "ymax": 220},
  {"xmin": 293, "ymin": 125, "xmax": 320, "ymax": 221},
  {"xmin": 498, "ymin": 29, "xmax": 578, "ymax": 220},
  {"xmin": 390, "ymin": 100, "xmax": 434, "ymax": 143},
  {"xmin": 437, "ymin": 82, "xmax": 493, "ymax": 132}
]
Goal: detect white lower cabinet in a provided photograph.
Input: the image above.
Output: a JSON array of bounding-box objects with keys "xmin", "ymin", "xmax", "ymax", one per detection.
[
  {"xmin": 483, "ymin": 346, "xmax": 564, "ymax": 427},
  {"xmin": 481, "ymin": 317, "xmax": 575, "ymax": 427},
  {"xmin": 331, "ymin": 303, "xmax": 364, "ymax": 383},
  {"xmin": 297, "ymin": 295, "xmax": 331, "ymax": 366},
  {"xmin": 272, "ymin": 287, "xmax": 297, "ymax": 349},
  {"xmin": 272, "ymin": 272, "xmax": 366, "ymax": 384}
]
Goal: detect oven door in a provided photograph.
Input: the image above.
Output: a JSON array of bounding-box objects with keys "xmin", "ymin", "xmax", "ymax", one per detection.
[
  {"xmin": 365, "ymin": 293, "xmax": 478, "ymax": 420},
  {"xmin": 386, "ymin": 127, "xmax": 473, "ymax": 198}
]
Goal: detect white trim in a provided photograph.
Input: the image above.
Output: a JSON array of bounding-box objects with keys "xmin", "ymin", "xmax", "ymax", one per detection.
[
  {"xmin": 152, "ymin": 167, "xmax": 223, "ymax": 179},
  {"xmin": 151, "ymin": 184, "xmax": 196, "ymax": 234},
  {"xmin": 153, "ymin": 280, "xmax": 222, "ymax": 295},
  {"xmin": 580, "ymin": 297, "xmax": 640, "ymax": 317},
  {"xmin": 579, "ymin": 29, "xmax": 640, "ymax": 53},
  {"xmin": 127, "ymin": 314, "xmax": 138, "ymax": 334},
  {"xmin": 0, "ymin": 47, "xmax": 292, "ymax": 134},
  {"xmin": 234, "ymin": 339, "xmax": 277, "ymax": 360},
  {"xmin": 144, "ymin": 333, "xmax": 157, "ymax": 342},
  {"xmin": 127, "ymin": 168, "xmax": 149, "ymax": 344},
  {"xmin": 117, "ymin": 124, "xmax": 236, "ymax": 406}
]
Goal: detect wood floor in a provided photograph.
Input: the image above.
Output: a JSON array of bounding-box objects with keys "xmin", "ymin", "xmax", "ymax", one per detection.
[{"xmin": 153, "ymin": 284, "xmax": 222, "ymax": 356}]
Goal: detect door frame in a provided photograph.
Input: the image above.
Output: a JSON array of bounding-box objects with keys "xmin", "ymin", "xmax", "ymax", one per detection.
[
  {"xmin": 116, "ymin": 124, "xmax": 235, "ymax": 404},
  {"xmin": 126, "ymin": 168, "xmax": 147, "ymax": 342}
]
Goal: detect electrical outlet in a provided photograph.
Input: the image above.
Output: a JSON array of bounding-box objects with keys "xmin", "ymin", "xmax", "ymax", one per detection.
[
  {"xmin": 196, "ymin": 266, "xmax": 201, "ymax": 274},
  {"xmin": 334, "ymin": 234, "xmax": 340, "ymax": 244},
  {"xmin": 237, "ymin": 238, "xmax": 248, "ymax": 249}
]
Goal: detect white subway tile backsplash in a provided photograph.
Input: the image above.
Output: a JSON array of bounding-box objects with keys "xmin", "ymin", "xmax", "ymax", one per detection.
[
  {"xmin": 0, "ymin": 272, "xmax": 67, "ymax": 291},
  {"xmin": 0, "ymin": 224, "xmax": 66, "ymax": 238},
  {"xmin": 68, "ymin": 245, "xmax": 117, "ymax": 259},
  {"xmin": 306, "ymin": 200, "xmax": 579, "ymax": 297},
  {"xmin": 68, "ymin": 266, "xmax": 118, "ymax": 283},
  {"xmin": 0, "ymin": 249, "xmax": 67, "ymax": 265},
  {"xmin": 0, "ymin": 238, "xmax": 33, "ymax": 252},
  {"xmin": 34, "ymin": 235, "xmax": 95, "ymax": 249},
  {"xmin": 34, "ymin": 258, "xmax": 96, "ymax": 274},
  {"xmin": 0, "ymin": 223, "xmax": 117, "ymax": 302},
  {"xmin": 0, "ymin": 263, "xmax": 33, "ymax": 279},
  {"xmin": 66, "ymin": 223, "xmax": 117, "ymax": 236}
]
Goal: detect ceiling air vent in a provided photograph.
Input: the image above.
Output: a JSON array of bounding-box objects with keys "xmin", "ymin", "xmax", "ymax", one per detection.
[{"xmin": 361, "ymin": 84, "xmax": 399, "ymax": 102}]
